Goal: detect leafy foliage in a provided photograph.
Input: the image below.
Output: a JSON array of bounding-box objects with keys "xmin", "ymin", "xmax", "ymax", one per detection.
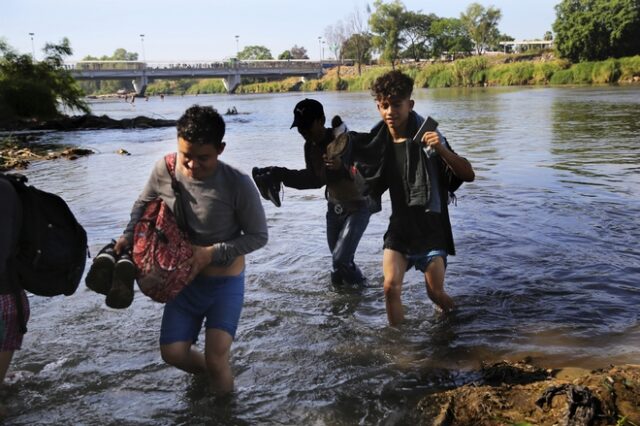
[
  {"xmin": 0, "ymin": 38, "xmax": 89, "ymax": 120},
  {"xmin": 401, "ymin": 11, "xmax": 437, "ymax": 61},
  {"xmin": 79, "ymin": 48, "xmax": 139, "ymax": 94},
  {"xmin": 460, "ymin": 3, "xmax": 502, "ymax": 55},
  {"xmin": 553, "ymin": 0, "xmax": 640, "ymax": 61},
  {"xmin": 342, "ymin": 33, "xmax": 373, "ymax": 75},
  {"xmin": 290, "ymin": 45, "xmax": 309, "ymax": 59},
  {"xmin": 237, "ymin": 45, "xmax": 273, "ymax": 60},
  {"xmin": 430, "ymin": 17, "xmax": 474, "ymax": 59},
  {"xmin": 278, "ymin": 50, "xmax": 293, "ymax": 60},
  {"xmin": 369, "ymin": 0, "xmax": 407, "ymax": 68},
  {"xmin": 278, "ymin": 46, "xmax": 308, "ymax": 60}
]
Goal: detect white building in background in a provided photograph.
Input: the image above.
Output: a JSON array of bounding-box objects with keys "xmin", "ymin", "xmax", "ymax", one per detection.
[{"xmin": 499, "ymin": 40, "xmax": 554, "ymax": 54}]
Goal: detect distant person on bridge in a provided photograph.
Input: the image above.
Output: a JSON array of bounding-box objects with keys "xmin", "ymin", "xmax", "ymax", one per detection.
[{"xmin": 253, "ymin": 99, "xmax": 372, "ymax": 287}]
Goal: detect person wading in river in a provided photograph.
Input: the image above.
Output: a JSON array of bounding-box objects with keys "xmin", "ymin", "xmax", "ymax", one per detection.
[
  {"xmin": 114, "ymin": 105, "xmax": 268, "ymax": 394},
  {"xmin": 0, "ymin": 178, "xmax": 29, "ymax": 395},
  {"xmin": 254, "ymin": 99, "xmax": 372, "ymax": 286},
  {"xmin": 359, "ymin": 71, "xmax": 475, "ymax": 325}
]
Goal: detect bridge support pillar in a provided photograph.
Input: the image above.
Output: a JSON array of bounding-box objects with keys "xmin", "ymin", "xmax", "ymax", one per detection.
[
  {"xmin": 223, "ymin": 73, "xmax": 242, "ymax": 94},
  {"xmin": 132, "ymin": 73, "xmax": 149, "ymax": 96}
]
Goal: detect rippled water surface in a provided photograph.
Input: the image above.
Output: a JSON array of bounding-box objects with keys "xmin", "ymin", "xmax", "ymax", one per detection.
[{"xmin": 5, "ymin": 86, "xmax": 640, "ymax": 424}]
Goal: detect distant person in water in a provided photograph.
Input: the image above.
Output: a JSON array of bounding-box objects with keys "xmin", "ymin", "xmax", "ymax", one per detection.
[
  {"xmin": 253, "ymin": 99, "xmax": 371, "ymax": 286},
  {"xmin": 361, "ymin": 70, "xmax": 475, "ymax": 325},
  {"xmin": 113, "ymin": 105, "xmax": 268, "ymax": 394}
]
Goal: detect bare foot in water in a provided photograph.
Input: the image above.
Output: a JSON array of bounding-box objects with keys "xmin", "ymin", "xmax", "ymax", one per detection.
[{"xmin": 427, "ymin": 288, "xmax": 455, "ymax": 313}]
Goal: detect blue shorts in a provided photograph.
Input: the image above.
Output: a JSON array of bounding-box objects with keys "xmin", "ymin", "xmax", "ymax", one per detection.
[
  {"xmin": 160, "ymin": 272, "xmax": 245, "ymax": 345},
  {"xmin": 406, "ymin": 249, "xmax": 448, "ymax": 273}
]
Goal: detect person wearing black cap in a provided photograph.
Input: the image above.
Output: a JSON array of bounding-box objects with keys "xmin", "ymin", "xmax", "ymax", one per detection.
[{"xmin": 254, "ymin": 98, "xmax": 371, "ymax": 286}]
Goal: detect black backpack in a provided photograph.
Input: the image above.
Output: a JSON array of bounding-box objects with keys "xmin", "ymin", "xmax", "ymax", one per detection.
[{"xmin": 1, "ymin": 173, "xmax": 88, "ymax": 297}]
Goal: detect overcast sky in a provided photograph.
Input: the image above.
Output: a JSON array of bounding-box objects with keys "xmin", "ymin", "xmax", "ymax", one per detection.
[{"xmin": 2, "ymin": 0, "xmax": 560, "ymax": 62}]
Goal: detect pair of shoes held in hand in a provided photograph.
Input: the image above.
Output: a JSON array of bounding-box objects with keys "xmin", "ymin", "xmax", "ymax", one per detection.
[{"xmin": 85, "ymin": 240, "xmax": 136, "ymax": 309}]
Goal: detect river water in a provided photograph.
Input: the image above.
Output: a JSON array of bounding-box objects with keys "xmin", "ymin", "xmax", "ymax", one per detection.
[{"xmin": 4, "ymin": 86, "xmax": 640, "ymax": 425}]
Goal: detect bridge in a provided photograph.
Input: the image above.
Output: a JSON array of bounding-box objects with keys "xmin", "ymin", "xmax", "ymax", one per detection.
[{"xmin": 65, "ymin": 60, "xmax": 326, "ymax": 95}]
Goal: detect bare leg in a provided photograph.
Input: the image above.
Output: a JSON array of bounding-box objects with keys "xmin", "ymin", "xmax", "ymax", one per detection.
[
  {"xmin": 383, "ymin": 249, "xmax": 409, "ymax": 326},
  {"xmin": 160, "ymin": 341, "xmax": 206, "ymax": 375},
  {"xmin": 0, "ymin": 351, "xmax": 14, "ymax": 385},
  {"xmin": 204, "ymin": 328, "xmax": 234, "ymax": 394},
  {"xmin": 424, "ymin": 257, "xmax": 455, "ymax": 312}
]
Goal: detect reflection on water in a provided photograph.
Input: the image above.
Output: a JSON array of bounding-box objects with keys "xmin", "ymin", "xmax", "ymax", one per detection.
[{"xmin": 4, "ymin": 86, "xmax": 640, "ymax": 424}]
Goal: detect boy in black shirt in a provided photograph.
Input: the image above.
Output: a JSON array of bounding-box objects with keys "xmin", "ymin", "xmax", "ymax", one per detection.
[{"xmin": 367, "ymin": 71, "xmax": 475, "ymax": 325}]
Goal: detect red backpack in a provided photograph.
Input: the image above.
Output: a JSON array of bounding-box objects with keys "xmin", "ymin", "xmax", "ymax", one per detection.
[{"xmin": 132, "ymin": 153, "xmax": 192, "ymax": 303}]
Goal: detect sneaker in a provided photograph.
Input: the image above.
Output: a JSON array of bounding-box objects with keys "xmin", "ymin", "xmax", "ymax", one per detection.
[
  {"xmin": 105, "ymin": 251, "xmax": 135, "ymax": 309},
  {"xmin": 252, "ymin": 167, "xmax": 282, "ymax": 207},
  {"xmin": 85, "ymin": 241, "xmax": 117, "ymax": 295}
]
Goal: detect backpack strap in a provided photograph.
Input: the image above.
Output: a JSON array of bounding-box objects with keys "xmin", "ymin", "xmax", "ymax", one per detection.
[{"xmin": 163, "ymin": 153, "xmax": 193, "ymax": 235}]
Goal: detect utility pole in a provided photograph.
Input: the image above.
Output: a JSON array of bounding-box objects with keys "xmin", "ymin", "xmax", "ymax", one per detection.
[
  {"xmin": 235, "ymin": 35, "xmax": 239, "ymax": 57},
  {"xmin": 29, "ymin": 32, "xmax": 35, "ymax": 60},
  {"xmin": 139, "ymin": 34, "xmax": 146, "ymax": 62}
]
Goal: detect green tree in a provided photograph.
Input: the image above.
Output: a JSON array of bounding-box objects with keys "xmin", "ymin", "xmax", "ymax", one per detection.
[
  {"xmin": 110, "ymin": 48, "xmax": 138, "ymax": 61},
  {"xmin": 430, "ymin": 17, "xmax": 474, "ymax": 60},
  {"xmin": 79, "ymin": 48, "xmax": 140, "ymax": 94},
  {"xmin": 278, "ymin": 50, "xmax": 293, "ymax": 60},
  {"xmin": 369, "ymin": 0, "xmax": 407, "ymax": 68},
  {"xmin": 401, "ymin": 11, "xmax": 436, "ymax": 61},
  {"xmin": 290, "ymin": 45, "xmax": 309, "ymax": 59},
  {"xmin": 345, "ymin": 6, "xmax": 373, "ymax": 75},
  {"xmin": 82, "ymin": 48, "xmax": 139, "ymax": 62},
  {"xmin": 0, "ymin": 38, "xmax": 89, "ymax": 120},
  {"xmin": 544, "ymin": 31, "xmax": 553, "ymax": 41},
  {"xmin": 460, "ymin": 3, "xmax": 502, "ymax": 55},
  {"xmin": 237, "ymin": 45, "xmax": 273, "ymax": 60},
  {"xmin": 553, "ymin": 0, "xmax": 640, "ymax": 62}
]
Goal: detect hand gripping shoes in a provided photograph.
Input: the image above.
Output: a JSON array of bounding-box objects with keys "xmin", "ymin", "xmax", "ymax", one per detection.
[
  {"xmin": 85, "ymin": 241, "xmax": 117, "ymax": 295},
  {"xmin": 252, "ymin": 167, "xmax": 282, "ymax": 207},
  {"xmin": 105, "ymin": 250, "xmax": 135, "ymax": 309},
  {"xmin": 85, "ymin": 240, "xmax": 135, "ymax": 309}
]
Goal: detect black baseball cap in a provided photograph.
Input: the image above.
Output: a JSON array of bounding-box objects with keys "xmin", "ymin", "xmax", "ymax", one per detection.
[{"xmin": 290, "ymin": 98, "xmax": 325, "ymax": 129}]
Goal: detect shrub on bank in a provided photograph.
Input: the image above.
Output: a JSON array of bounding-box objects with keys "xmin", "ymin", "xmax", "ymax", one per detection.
[
  {"xmin": 454, "ymin": 57, "xmax": 488, "ymax": 86},
  {"xmin": 185, "ymin": 79, "xmax": 226, "ymax": 94},
  {"xmin": 549, "ymin": 69, "xmax": 574, "ymax": 85},
  {"xmin": 532, "ymin": 61, "xmax": 566, "ymax": 84},
  {"xmin": 618, "ymin": 55, "xmax": 640, "ymax": 82},
  {"xmin": 591, "ymin": 59, "xmax": 620, "ymax": 84}
]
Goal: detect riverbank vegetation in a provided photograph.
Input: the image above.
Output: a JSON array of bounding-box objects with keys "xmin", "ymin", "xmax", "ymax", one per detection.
[
  {"xmin": 0, "ymin": 38, "xmax": 88, "ymax": 122},
  {"xmin": 142, "ymin": 53, "xmax": 640, "ymax": 96}
]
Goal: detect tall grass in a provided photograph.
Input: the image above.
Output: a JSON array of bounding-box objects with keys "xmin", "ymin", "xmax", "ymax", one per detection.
[
  {"xmin": 145, "ymin": 55, "xmax": 640, "ymax": 96},
  {"xmin": 454, "ymin": 56, "xmax": 488, "ymax": 86},
  {"xmin": 487, "ymin": 62, "xmax": 535, "ymax": 86},
  {"xmin": 618, "ymin": 55, "xmax": 640, "ymax": 81},
  {"xmin": 532, "ymin": 62, "xmax": 566, "ymax": 84}
]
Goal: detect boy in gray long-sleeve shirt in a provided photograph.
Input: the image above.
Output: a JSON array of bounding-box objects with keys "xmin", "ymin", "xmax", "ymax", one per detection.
[{"xmin": 114, "ymin": 105, "xmax": 267, "ymax": 394}]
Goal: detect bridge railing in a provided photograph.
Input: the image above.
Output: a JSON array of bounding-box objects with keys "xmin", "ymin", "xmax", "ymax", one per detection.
[{"xmin": 65, "ymin": 59, "xmax": 333, "ymax": 72}]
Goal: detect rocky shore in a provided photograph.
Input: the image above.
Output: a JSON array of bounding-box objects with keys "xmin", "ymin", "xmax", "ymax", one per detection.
[
  {"xmin": 0, "ymin": 135, "xmax": 94, "ymax": 171},
  {"xmin": 0, "ymin": 114, "xmax": 176, "ymax": 171},
  {"xmin": 409, "ymin": 360, "xmax": 640, "ymax": 426},
  {"xmin": 0, "ymin": 113, "xmax": 176, "ymax": 132}
]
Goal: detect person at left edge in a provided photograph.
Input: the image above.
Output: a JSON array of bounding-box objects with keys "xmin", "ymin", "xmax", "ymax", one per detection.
[
  {"xmin": 0, "ymin": 177, "xmax": 30, "ymax": 389},
  {"xmin": 258, "ymin": 98, "xmax": 372, "ymax": 286},
  {"xmin": 114, "ymin": 105, "xmax": 268, "ymax": 394}
]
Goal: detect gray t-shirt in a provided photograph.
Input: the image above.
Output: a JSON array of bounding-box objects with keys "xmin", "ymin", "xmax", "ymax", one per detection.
[{"xmin": 123, "ymin": 157, "xmax": 268, "ymax": 266}]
